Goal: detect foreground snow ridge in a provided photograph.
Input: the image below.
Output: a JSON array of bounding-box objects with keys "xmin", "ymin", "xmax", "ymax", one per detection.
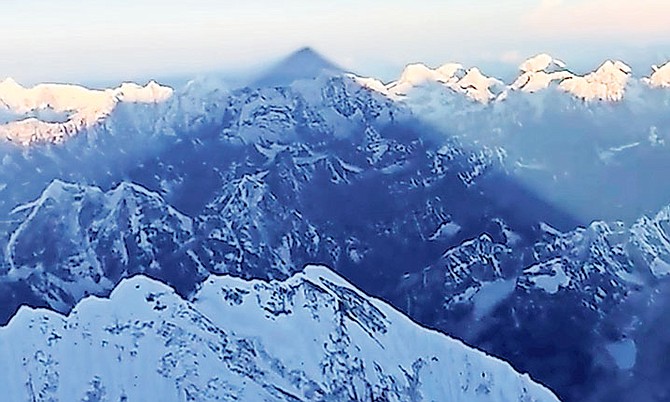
[{"xmin": 0, "ymin": 265, "xmax": 559, "ymax": 401}]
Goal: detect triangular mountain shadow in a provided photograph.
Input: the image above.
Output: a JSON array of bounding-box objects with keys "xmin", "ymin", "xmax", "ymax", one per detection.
[{"xmin": 252, "ymin": 46, "xmax": 345, "ymax": 87}]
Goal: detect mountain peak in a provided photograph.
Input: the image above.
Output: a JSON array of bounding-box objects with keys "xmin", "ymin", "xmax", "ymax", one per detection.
[
  {"xmin": 596, "ymin": 59, "xmax": 632, "ymax": 75},
  {"xmin": 555, "ymin": 59, "xmax": 632, "ymax": 102},
  {"xmin": 293, "ymin": 46, "xmax": 319, "ymax": 56},
  {"xmin": 519, "ymin": 54, "xmax": 567, "ymax": 73},
  {"xmin": 644, "ymin": 61, "xmax": 670, "ymax": 88},
  {"xmin": 509, "ymin": 54, "xmax": 573, "ymax": 93},
  {"xmin": 0, "ymin": 77, "xmax": 22, "ymax": 89},
  {"xmin": 252, "ymin": 46, "xmax": 344, "ymax": 87},
  {"xmin": 458, "ymin": 67, "xmax": 503, "ymax": 103}
]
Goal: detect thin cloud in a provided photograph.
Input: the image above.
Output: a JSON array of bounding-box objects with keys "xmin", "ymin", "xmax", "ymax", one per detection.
[
  {"xmin": 499, "ymin": 50, "xmax": 524, "ymax": 65},
  {"xmin": 523, "ymin": 0, "xmax": 670, "ymax": 39}
]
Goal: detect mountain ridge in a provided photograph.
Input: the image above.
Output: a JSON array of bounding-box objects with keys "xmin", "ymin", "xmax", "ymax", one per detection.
[
  {"xmin": 0, "ymin": 78, "xmax": 172, "ymax": 145},
  {"xmin": 3, "ymin": 50, "xmax": 670, "ymax": 145},
  {"xmin": 0, "ymin": 264, "xmax": 560, "ymax": 402}
]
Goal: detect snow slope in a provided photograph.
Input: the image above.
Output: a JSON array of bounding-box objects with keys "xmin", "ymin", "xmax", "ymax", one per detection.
[
  {"xmin": 2, "ymin": 52, "xmax": 670, "ymax": 147},
  {"xmin": 382, "ymin": 62, "xmax": 502, "ymax": 103},
  {"xmin": 558, "ymin": 60, "xmax": 632, "ymax": 102},
  {"xmin": 0, "ymin": 265, "xmax": 559, "ymax": 402}
]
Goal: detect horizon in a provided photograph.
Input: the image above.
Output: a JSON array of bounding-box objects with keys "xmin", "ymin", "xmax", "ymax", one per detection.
[
  {"xmin": 2, "ymin": 0, "xmax": 670, "ymax": 86},
  {"xmin": 2, "ymin": 45, "xmax": 668, "ymax": 90}
]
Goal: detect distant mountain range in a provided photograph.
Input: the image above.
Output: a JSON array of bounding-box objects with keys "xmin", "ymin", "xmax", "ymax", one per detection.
[{"xmin": 1, "ymin": 48, "xmax": 670, "ymax": 146}]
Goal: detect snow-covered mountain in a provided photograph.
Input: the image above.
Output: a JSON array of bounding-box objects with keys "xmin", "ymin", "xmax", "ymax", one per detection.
[
  {"xmin": 509, "ymin": 54, "xmax": 573, "ymax": 93},
  {"xmin": 4, "ymin": 180, "xmax": 204, "ymax": 315},
  {"xmin": 2, "ymin": 52, "xmax": 669, "ymax": 148},
  {"xmin": 358, "ymin": 62, "xmax": 503, "ymax": 103},
  {"xmin": 0, "ymin": 115, "xmax": 645, "ymax": 402},
  {"xmin": 0, "ymin": 78, "xmax": 172, "ymax": 145},
  {"xmin": 629, "ymin": 205, "xmax": 670, "ymax": 277},
  {"xmin": 4, "ymin": 49, "xmax": 670, "ymax": 401},
  {"xmin": 558, "ymin": 60, "xmax": 632, "ymax": 102},
  {"xmin": 347, "ymin": 53, "xmax": 670, "ymax": 108},
  {"xmin": 194, "ymin": 171, "xmax": 322, "ymax": 278},
  {"xmin": 0, "ymin": 265, "xmax": 559, "ymax": 402},
  {"xmin": 397, "ymin": 203, "xmax": 670, "ymax": 402},
  {"xmin": 642, "ymin": 61, "xmax": 670, "ymax": 88}
]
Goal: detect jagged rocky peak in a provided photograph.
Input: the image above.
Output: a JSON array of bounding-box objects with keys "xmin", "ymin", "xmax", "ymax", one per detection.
[
  {"xmin": 509, "ymin": 54, "xmax": 574, "ymax": 93},
  {"xmin": 0, "ymin": 265, "xmax": 560, "ymax": 401},
  {"xmin": 197, "ymin": 171, "xmax": 320, "ymax": 278},
  {"xmin": 5, "ymin": 179, "xmax": 197, "ymax": 312},
  {"xmin": 629, "ymin": 204, "xmax": 670, "ymax": 277},
  {"xmin": 385, "ymin": 61, "xmax": 502, "ymax": 103},
  {"xmin": 558, "ymin": 60, "xmax": 632, "ymax": 102},
  {"xmin": 252, "ymin": 46, "xmax": 344, "ymax": 87},
  {"xmin": 395, "ymin": 62, "xmax": 463, "ymax": 87}
]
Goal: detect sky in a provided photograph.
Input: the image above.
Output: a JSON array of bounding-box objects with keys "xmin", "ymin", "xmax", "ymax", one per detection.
[{"xmin": 2, "ymin": 0, "xmax": 670, "ymax": 85}]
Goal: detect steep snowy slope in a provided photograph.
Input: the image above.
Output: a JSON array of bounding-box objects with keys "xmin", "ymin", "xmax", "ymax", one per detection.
[
  {"xmin": 0, "ymin": 266, "xmax": 559, "ymax": 402},
  {"xmin": 4, "ymin": 180, "xmax": 203, "ymax": 313},
  {"xmin": 194, "ymin": 171, "xmax": 322, "ymax": 278},
  {"xmin": 392, "ymin": 202, "xmax": 670, "ymax": 402}
]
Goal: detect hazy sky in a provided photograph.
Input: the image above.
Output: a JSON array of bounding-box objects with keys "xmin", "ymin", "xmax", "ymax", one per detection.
[{"xmin": 2, "ymin": 0, "xmax": 670, "ymax": 85}]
